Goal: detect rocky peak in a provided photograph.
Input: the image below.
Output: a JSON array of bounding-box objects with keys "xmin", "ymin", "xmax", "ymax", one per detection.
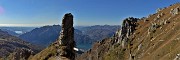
[
  {"xmin": 61, "ymin": 13, "xmax": 74, "ymax": 31},
  {"xmin": 58, "ymin": 13, "xmax": 76, "ymax": 60},
  {"xmin": 76, "ymin": 17, "xmax": 139, "ymax": 60},
  {"xmin": 115, "ymin": 17, "xmax": 139, "ymax": 48}
]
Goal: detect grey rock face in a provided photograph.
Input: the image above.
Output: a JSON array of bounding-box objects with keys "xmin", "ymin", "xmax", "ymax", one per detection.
[
  {"xmin": 77, "ymin": 17, "xmax": 139, "ymax": 60},
  {"xmin": 115, "ymin": 17, "xmax": 139, "ymax": 48},
  {"xmin": 170, "ymin": 7, "xmax": 180, "ymax": 15},
  {"xmin": 148, "ymin": 22, "xmax": 160, "ymax": 34},
  {"xmin": 58, "ymin": 13, "xmax": 76, "ymax": 60},
  {"xmin": 113, "ymin": 17, "xmax": 139, "ymax": 60},
  {"xmin": 10, "ymin": 48, "xmax": 33, "ymax": 60},
  {"xmin": 156, "ymin": 8, "xmax": 162, "ymax": 13},
  {"xmin": 174, "ymin": 54, "xmax": 180, "ymax": 60}
]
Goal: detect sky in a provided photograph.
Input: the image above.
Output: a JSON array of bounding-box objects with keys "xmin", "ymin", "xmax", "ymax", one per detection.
[{"xmin": 0, "ymin": 0, "xmax": 179, "ymax": 27}]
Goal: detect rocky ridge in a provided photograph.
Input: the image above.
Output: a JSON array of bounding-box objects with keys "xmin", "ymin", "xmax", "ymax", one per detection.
[
  {"xmin": 77, "ymin": 3, "xmax": 180, "ymax": 60},
  {"xmin": 76, "ymin": 17, "xmax": 139, "ymax": 60}
]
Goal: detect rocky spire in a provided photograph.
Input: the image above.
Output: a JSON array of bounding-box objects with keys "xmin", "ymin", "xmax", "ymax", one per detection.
[
  {"xmin": 58, "ymin": 13, "xmax": 76, "ymax": 60},
  {"xmin": 116, "ymin": 17, "xmax": 139, "ymax": 48}
]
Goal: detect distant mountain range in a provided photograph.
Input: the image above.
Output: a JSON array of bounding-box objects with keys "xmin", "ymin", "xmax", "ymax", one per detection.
[
  {"xmin": 0, "ymin": 29, "xmax": 42, "ymax": 59},
  {"xmin": 19, "ymin": 25, "xmax": 120, "ymax": 50},
  {"xmin": 0, "ymin": 27, "xmax": 35, "ymax": 36},
  {"xmin": 78, "ymin": 25, "xmax": 121, "ymax": 42},
  {"xmin": 1, "ymin": 3, "xmax": 180, "ymax": 60}
]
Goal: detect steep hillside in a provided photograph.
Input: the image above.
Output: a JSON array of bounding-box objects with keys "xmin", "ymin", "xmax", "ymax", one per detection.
[
  {"xmin": 77, "ymin": 17, "xmax": 139, "ymax": 60},
  {"xmin": 77, "ymin": 3, "xmax": 180, "ymax": 60},
  {"xmin": 0, "ymin": 29, "xmax": 42, "ymax": 60},
  {"xmin": 0, "ymin": 29, "xmax": 20, "ymax": 36},
  {"xmin": 19, "ymin": 25, "xmax": 61, "ymax": 46}
]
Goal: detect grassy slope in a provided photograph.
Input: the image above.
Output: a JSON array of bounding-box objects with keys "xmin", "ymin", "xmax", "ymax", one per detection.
[
  {"xmin": 123, "ymin": 3, "xmax": 179, "ymax": 60},
  {"xmin": 30, "ymin": 3, "xmax": 180, "ymax": 60},
  {"xmin": 104, "ymin": 3, "xmax": 180, "ymax": 60},
  {"xmin": 29, "ymin": 43, "xmax": 57, "ymax": 60}
]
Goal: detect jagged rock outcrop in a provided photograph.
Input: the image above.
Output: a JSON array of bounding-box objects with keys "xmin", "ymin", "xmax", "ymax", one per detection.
[
  {"xmin": 116, "ymin": 17, "xmax": 139, "ymax": 48},
  {"xmin": 170, "ymin": 6, "xmax": 180, "ymax": 15},
  {"xmin": 156, "ymin": 8, "xmax": 162, "ymax": 13},
  {"xmin": 174, "ymin": 54, "xmax": 180, "ymax": 60},
  {"xmin": 58, "ymin": 13, "xmax": 76, "ymax": 60},
  {"xmin": 7, "ymin": 48, "xmax": 34, "ymax": 60},
  {"xmin": 148, "ymin": 22, "xmax": 160, "ymax": 34}
]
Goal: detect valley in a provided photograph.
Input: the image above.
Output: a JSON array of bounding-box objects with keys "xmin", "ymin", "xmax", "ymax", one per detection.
[{"xmin": 0, "ymin": 1, "xmax": 179, "ymax": 60}]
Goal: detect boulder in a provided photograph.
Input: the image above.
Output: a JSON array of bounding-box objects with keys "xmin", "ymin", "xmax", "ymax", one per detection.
[
  {"xmin": 174, "ymin": 54, "xmax": 180, "ymax": 60},
  {"xmin": 170, "ymin": 7, "xmax": 180, "ymax": 15},
  {"xmin": 156, "ymin": 8, "xmax": 162, "ymax": 13}
]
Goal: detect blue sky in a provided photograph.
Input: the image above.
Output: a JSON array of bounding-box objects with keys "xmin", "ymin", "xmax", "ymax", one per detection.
[{"xmin": 0, "ymin": 0, "xmax": 179, "ymax": 27}]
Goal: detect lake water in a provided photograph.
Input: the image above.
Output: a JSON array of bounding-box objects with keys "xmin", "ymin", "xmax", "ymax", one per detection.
[
  {"xmin": 77, "ymin": 44, "xmax": 92, "ymax": 51},
  {"xmin": 15, "ymin": 31, "xmax": 23, "ymax": 34}
]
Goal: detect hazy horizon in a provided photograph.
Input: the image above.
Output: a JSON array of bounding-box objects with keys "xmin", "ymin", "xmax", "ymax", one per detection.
[
  {"xmin": 0, "ymin": 0, "xmax": 179, "ymax": 27},
  {"xmin": 0, "ymin": 24, "xmax": 120, "ymax": 27}
]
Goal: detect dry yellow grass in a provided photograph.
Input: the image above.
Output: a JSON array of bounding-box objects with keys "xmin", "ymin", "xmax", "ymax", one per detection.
[{"xmin": 128, "ymin": 3, "xmax": 180, "ymax": 60}]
